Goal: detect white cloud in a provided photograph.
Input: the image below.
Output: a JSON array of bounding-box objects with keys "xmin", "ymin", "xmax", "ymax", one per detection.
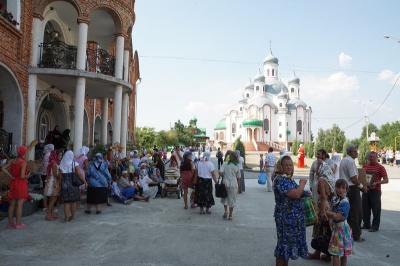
[
  {"xmin": 377, "ymin": 69, "xmax": 400, "ymax": 84},
  {"xmin": 302, "ymin": 71, "xmax": 359, "ymax": 100},
  {"xmin": 339, "ymin": 52, "xmax": 353, "ymax": 68}
]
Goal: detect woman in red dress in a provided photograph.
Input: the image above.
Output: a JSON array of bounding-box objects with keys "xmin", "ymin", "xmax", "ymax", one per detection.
[
  {"xmin": 298, "ymin": 144, "xmax": 305, "ymax": 168},
  {"xmin": 1, "ymin": 146, "xmax": 30, "ymax": 229}
]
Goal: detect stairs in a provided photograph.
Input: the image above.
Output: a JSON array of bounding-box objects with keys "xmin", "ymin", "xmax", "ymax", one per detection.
[{"xmin": 223, "ymin": 142, "xmax": 281, "ymax": 152}]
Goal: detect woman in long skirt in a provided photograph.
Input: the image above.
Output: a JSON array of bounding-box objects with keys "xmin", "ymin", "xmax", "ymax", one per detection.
[
  {"xmin": 219, "ymin": 151, "xmax": 240, "ymax": 220},
  {"xmin": 195, "ymin": 152, "xmax": 218, "ymax": 214}
]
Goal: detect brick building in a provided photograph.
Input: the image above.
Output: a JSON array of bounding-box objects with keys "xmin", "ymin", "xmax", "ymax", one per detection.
[{"xmin": 0, "ymin": 0, "xmax": 140, "ymax": 159}]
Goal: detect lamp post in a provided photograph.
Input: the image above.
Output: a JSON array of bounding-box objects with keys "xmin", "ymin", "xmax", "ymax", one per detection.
[
  {"xmin": 358, "ymin": 99, "xmax": 371, "ymax": 140},
  {"xmin": 286, "ymin": 129, "xmax": 291, "ymax": 151},
  {"xmin": 395, "ymin": 131, "xmax": 400, "ymax": 151}
]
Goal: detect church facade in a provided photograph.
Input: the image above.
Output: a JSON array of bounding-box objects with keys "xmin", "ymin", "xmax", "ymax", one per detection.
[{"xmin": 214, "ymin": 49, "xmax": 312, "ymax": 151}]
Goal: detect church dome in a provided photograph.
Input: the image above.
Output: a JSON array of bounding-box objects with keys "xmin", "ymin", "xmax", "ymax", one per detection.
[
  {"xmin": 264, "ymin": 80, "xmax": 288, "ymax": 94},
  {"xmin": 289, "ymin": 99, "xmax": 307, "ymax": 108},
  {"xmin": 247, "ymin": 96, "xmax": 277, "ymax": 108},
  {"xmin": 288, "ymin": 72, "xmax": 300, "ymax": 84},
  {"xmin": 214, "ymin": 119, "xmax": 226, "ymax": 130},
  {"xmin": 245, "ymin": 81, "xmax": 254, "ymax": 90},
  {"xmin": 263, "ymin": 50, "xmax": 279, "ymax": 65},
  {"xmin": 242, "ymin": 118, "xmax": 263, "ymax": 127},
  {"xmin": 254, "ymin": 72, "xmax": 265, "ymax": 83}
]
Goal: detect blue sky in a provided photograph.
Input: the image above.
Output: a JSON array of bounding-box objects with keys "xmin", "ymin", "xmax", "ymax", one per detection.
[{"xmin": 132, "ymin": 0, "xmax": 400, "ymax": 140}]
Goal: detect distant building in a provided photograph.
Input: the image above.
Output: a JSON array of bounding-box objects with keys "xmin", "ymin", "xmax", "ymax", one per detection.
[
  {"xmin": 214, "ymin": 49, "xmax": 312, "ymax": 151},
  {"xmin": 185, "ymin": 117, "xmax": 209, "ymax": 147}
]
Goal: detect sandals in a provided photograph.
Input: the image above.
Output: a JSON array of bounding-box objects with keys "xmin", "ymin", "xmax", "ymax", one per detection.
[
  {"xmin": 7, "ymin": 223, "xmax": 15, "ymax": 228},
  {"xmin": 84, "ymin": 210, "xmax": 91, "ymax": 214},
  {"xmin": 228, "ymin": 216, "xmax": 233, "ymax": 221},
  {"xmin": 206, "ymin": 209, "xmax": 211, "ymax": 214},
  {"xmin": 14, "ymin": 224, "xmax": 27, "ymax": 229},
  {"xmin": 200, "ymin": 209, "xmax": 205, "ymax": 215},
  {"xmin": 96, "ymin": 211, "xmax": 102, "ymax": 214},
  {"xmin": 320, "ymin": 254, "xmax": 332, "ymax": 263},
  {"xmin": 45, "ymin": 216, "xmax": 56, "ymax": 221},
  {"xmin": 308, "ymin": 253, "xmax": 320, "ymax": 260},
  {"xmin": 223, "ymin": 212, "xmax": 228, "ymax": 219},
  {"xmin": 354, "ymin": 237, "xmax": 366, "ymax": 242}
]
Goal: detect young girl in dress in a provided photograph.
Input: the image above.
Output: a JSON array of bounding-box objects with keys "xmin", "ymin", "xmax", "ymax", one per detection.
[
  {"xmin": 326, "ymin": 179, "xmax": 354, "ymax": 266},
  {"xmin": 1, "ymin": 146, "xmax": 30, "ymax": 229}
]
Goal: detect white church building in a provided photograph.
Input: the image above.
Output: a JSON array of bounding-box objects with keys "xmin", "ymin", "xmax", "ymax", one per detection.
[{"xmin": 214, "ymin": 49, "xmax": 312, "ymax": 151}]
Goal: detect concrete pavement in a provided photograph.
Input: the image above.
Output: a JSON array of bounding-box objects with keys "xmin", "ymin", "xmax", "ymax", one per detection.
[{"xmin": 0, "ymin": 156, "xmax": 399, "ymax": 266}]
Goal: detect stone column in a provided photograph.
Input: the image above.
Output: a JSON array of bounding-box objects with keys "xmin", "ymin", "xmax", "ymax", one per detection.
[
  {"xmin": 73, "ymin": 19, "xmax": 89, "ymax": 153},
  {"xmin": 101, "ymin": 98, "xmax": 108, "ymax": 145},
  {"xmin": 26, "ymin": 16, "xmax": 42, "ymax": 160},
  {"xmin": 120, "ymin": 93, "xmax": 128, "ymax": 157},
  {"xmin": 112, "ymin": 35, "xmax": 125, "ymax": 144}
]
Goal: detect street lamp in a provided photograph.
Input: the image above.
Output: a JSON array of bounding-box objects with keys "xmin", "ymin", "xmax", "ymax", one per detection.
[
  {"xmin": 395, "ymin": 131, "xmax": 400, "ymax": 151},
  {"xmin": 357, "ymin": 99, "xmax": 371, "ymax": 140},
  {"xmin": 384, "ymin": 35, "xmax": 400, "ymax": 42}
]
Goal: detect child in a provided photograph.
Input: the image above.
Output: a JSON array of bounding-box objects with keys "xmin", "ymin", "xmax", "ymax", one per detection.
[
  {"xmin": 110, "ymin": 176, "xmax": 133, "ymax": 205},
  {"xmin": 326, "ymin": 179, "xmax": 354, "ymax": 266},
  {"xmin": 259, "ymin": 154, "xmax": 264, "ymax": 173}
]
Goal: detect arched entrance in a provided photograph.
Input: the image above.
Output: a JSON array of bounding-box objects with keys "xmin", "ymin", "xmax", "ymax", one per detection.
[{"xmin": 0, "ymin": 63, "xmax": 24, "ymax": 153}]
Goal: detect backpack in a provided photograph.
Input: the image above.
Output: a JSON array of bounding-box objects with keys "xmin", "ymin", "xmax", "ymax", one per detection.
[{"xmin": 217, "ymin": 151, "xmax": 222, "ymax": 158}]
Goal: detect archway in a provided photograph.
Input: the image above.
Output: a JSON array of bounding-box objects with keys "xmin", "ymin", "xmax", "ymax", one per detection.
[{"xmin": 0, "ymin": 63, "xmax": 24, "ymax": 153}]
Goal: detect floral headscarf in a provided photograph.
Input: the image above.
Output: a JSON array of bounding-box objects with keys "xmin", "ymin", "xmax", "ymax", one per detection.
[
  {"xmin": 47, "ymin": 150, "xmax": 61, "ymax": 176},
  {"xmin": 276, "ymin": 157, "xmax": 294, "ymax": 178},
  {"xmin": 94, "ymin": 153, "xmax": 103, "ymax": 168}
]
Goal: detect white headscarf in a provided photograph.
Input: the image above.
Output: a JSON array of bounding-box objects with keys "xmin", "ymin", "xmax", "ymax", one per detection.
[
  {"xmin": 60, "ymin": 150, "xmax": 78, "ymax": 173},
  {"xmin": 44, "ymin": 144, "xmax": 54, "ymax": 154},
  {"xmin": 76, "ymin": 146, "xmax": 89, "ymax": 157},
  {"xmin": 203, "ymin": 152, "xmax": 211, "ymax": 161}
]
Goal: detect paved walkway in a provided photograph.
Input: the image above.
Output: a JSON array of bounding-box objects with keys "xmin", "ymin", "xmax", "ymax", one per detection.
[{"xmin": 0, "ymin": 157, "xmax": 399, "ymax": 265}]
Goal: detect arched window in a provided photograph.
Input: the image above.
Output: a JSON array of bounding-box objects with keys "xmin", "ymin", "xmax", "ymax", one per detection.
[
  {"xmin": 39, "ymin": 114, "xmax": 50, "ymax": 143},
  {"xmin": 232, "ymin": 123, "xmax": 236, "ymax": 134},
  {"xmin": 297, "ymin": 120, "xmax": 302, "ymax": 132},
  {"xmin": 256, "ymin": 86, "xmax": 259, "ymax": 91},
  {"xmin": 263, "ymin": 118, "xmax": 269, "ymax": 132},
  {"xmin": 220, "ymin": 132, "xmax": 224, "ymax": 140},
  {"xmin": 215, "ymin": 133, "xmax": 219, "ymax": 140},
  {"xmin": 279, "ymin": 122, "xmax": 282, "ymax": 126},
  {"xmin": 272, "ymin": 69, "xmax": 275, "ymax": 76},
  {"xmin": 291, "ymin": 88, "xmax": 294, "ymax": 93},
  {"xmin": 246, "ymin": 93, "xmax": 249, "ymax": 98},
  {"xmin": 279, "ymin": 133, "xmax": 282, "ymax": 138},
  {"xmin": 267, "ymin": 69, "xmax": 270, "ymax": 76},
  {"xmin": 279, "ymin": 103, "xmax": 282, "ymax": 107},
  {"xmin": 239, "ymin": 124, "xmax": 242, "ymax": 128},
  {"xmin": 240, "ymin": 107, "xmax": 243, "ymax": 111}
]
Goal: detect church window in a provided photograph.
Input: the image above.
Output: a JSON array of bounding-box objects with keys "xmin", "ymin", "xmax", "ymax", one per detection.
[
  {"xmin": 232, "ymin": 123, "xmax": 236, "ymax": 134},
  {"xmin": 239, "ymin": 124, "xmax": 242, "ymax": 128},
  {"xmin": 297, "ymin": 120, "xmax": 302, "ymax": 132},
  {"xmin": 267, "ymin": 69, "xmax": 270, "ymax": 76},
  {"xmin": 279, "ymin": 103, "xmax": 282, "ymax": 107},
  {"xmin": 272, "ymin": 69, "xmax": 275, "ymax": 76},
  {"xmin": 246, "ymin": 93, "xmax": 249, "ymax": 98},
  {"xmin": 263, "ymin": 118, "xmax": 269, "ymax": 131},
  {"xmin": 279, "ymin": 133, "xmax": 282, "ymax": 138},
  {"xmin": 256, "ymin": 86, "xmax": 259, "ymax": 91},
  {"xmin": 279, "ymin": 122, "xmax": 282, "ymax": 126},
  {"xmin": 39, "ymin": 114, "xmax": 50, "ymax": 143},
  {"xmin": 220, "ymin": 132, "xmax": 224, "ymax": 140},
  {"xmin": 291, "ymin": 88, "xmax": 294, "ymax": 93},
  {"xmin": 215, "ymin": 133, "xmax": 219, "ymax": 140}
]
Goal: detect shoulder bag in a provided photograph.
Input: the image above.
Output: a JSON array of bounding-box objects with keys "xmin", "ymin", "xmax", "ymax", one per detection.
[
  {"xmin": 215, "ymin": 175, "xmax": 227, "ymax": 198},
  {"xmin": 71, "ymin": 163, "xmax": 84, "ymax": 187}
]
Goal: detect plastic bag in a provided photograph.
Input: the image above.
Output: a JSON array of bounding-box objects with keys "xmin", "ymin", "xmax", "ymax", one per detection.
[{"xmin": 258, "ymin": 173, "xmax": 267, "ymax": 185}]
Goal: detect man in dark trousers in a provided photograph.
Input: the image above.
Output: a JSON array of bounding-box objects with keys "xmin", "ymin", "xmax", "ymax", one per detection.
[{"xmin": 216, "ymin": 147, "xmax": 224, "ymax": 170}]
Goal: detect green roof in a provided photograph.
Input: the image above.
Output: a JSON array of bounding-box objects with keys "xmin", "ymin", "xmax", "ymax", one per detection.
[
  {"xmin": 242, "ymin": 118, "xmax": 263, "ymax": 127},
  {"xmin": 193, "ymin": 133, "xmax": 206, "ymax": 137},
  {"xmin": 198, "ymin": 127, "xmax": 206, "ymax": 132},
  {"xmin": 214, "ymin": 119, "xmax": 226, "ymax": 130}
]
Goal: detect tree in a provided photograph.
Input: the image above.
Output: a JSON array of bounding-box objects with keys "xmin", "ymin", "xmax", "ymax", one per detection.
[
  {"xmin": 173, "ymin": 120, "xmax": 193, "ymax": 146},
  {"xmin": 358, "ymin": 139, "xmax": 370, "ymax": 166},
  {"xmin": 292, "ymin": 139, "xmax": 300, "ymax": 155},
  {"xmin": 135, "ymin": 127, "xmax": 157, "ymax": 150},
  {"xmin": 360, "ymin": 123, "xmax": 379, "ymax": 140},
  {"xmin": 324, "ymin": 124, "xmax": 346, "ymax": 153},
  {"xmin": 348, "ymin": 138, "xmax": 360, "ymax": 149},
  {"xmin": 314, "ymin": 129, "xmax": 324, "ymax": 156},
  {"xmin": 307, "ymin": 142, "xmax": 314, "ymax": 158},
  {"xmin": 233, "ymin": 136, "xmax": 246, "ymax": 165},
  {"xmin": 342, "ymin": 140, "xmax": 349, "ymax": 158},
  {"xmin": 377, "ymin": 121, "xmax": 400, "ymax": 149}
]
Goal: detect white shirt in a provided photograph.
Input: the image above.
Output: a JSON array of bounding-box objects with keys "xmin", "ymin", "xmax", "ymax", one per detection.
[
  {"xmin": 238, "ymin": 156, "xmax": 244, "ymax": 170},
  {"xmin": 395, "ymin": 153, "xmax": 400, "ymax": 160},
  {"xmin": 197, "ymin": 161, "xmax": 215, "ymax": 179},
  {"xmin": 138, "ymin": 175, "xmax": 153, "ymax": 191},
  {"xmin": 172, "ymin": 151, "xmax": 184, "ymax": 166},
  {"xmin": 339, "ymin": 155, "xmax": 358, "ymax": 186}
]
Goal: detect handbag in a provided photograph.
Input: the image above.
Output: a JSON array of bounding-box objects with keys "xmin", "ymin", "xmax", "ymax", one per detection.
[
  {"xmin": 304, "ymin": 196, "xmax": 318, "ymax": 227},
  {"xmin": 215, "ymin": 176, "xmax": 228, "ymax": 198},
  {"xmin": 191, "ymin": 169, "xmax": 198, "ymax": 186},
  {"xmin": 71, "ymin": 163, "xmax": 84, "ymax": 187},
  {"xmin": 258, "ymin": 172, "xmax": 267, "ymax": 185},
  {"xmin": 311, "ymin": 236, "xmax": 329, "ymax": 255},
  {"xmin": 297, "ymin": 153, "xmax": 301, "ymax": 158}
]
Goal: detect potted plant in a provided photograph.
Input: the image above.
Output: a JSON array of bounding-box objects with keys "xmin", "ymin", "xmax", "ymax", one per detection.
[{"xmin": 0, "ymin": 191, "xmax": 43, "ymax": 216}]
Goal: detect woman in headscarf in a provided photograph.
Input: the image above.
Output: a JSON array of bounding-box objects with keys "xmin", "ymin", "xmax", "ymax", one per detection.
[
  {"xmin": 74, "ymin": 146, "xmax": 89, "ymax": 209},
  {"xmin": 40, "ymin": 144, "xmax": 54, "ymax": 211},
  {"xmin": 138, "ymin": 163, "xmax": 159, "ymax": 199},
  {"xmin": 308, "ymin": 149, "xmax": 336, "ymax": 262},
  {"xmin": 153, "ymin": 153, "xmax": 165, "ymax": 179},
  {"xmin": 5, "ymin": 147, "xmax": 29, "ymax": 224},
  {"xmin": 273, "ymin": 156, "xmax": 310, "ymax": 265},
  {"xmin": 219, "ymin": 151, "xmax": 240, "ymax": 220},
  {"xmin": 236, "ymin": 150, "xmax": 245, "ymax": 193},
  {"xmin": 59, "ymin": 150, "xmax": 86, "ymax": 222},
  {"xmin": 169, "ymin": 154, "xmax": 179, "ymax": 168},
  {"xmin": 196, "ymin": 152, "xmax": 218, "ymax": 214},
  {"xmin": 85, "ymin": 153, "xmax": 112, "ymax": 214},
  {"xmin": 1, "ymin": 146, "xmax": 30, "ymax": 229},
  {"xmin": 44, "ymin": 150, "xmax": 62, "ymax": 221},
  {"xmin": 180, "ymin": 152, "xmax": 194, "ymax": 209},
  {"xmin": 61, "ymin": 129, "xmax": 70, "ymax": 151},
  {"xmin": 51, "ymin": 125, "xmax": 62, "ymax": 149}
]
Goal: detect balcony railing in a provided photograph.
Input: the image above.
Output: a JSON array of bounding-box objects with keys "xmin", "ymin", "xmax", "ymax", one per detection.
[
  {"xmin": 39, "ymin": 41, "xmax": 77, "ymax": 69},
  {"xmin": 38, "ymin": 41, "xmax": 116, "ymax": 76}
]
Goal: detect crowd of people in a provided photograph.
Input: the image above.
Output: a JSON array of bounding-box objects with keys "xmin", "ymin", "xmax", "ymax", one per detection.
[{"xmin": 272, "ymin": 146, "xmax": 389, "ymax": 266}]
